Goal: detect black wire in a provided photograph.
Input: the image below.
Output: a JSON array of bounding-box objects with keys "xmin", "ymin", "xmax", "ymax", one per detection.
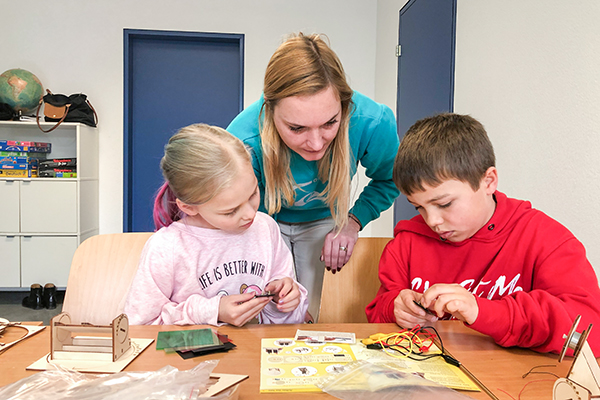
[
  {"xmin": 380, "ymin": 325, "xmax": 460, "ymax": 366},
  {"xmin": 522, "ymin": 364, "xmax": 559, "ymax": 379}
]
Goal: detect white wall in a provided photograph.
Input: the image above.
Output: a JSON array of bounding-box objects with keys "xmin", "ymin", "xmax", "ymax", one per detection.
[
  {"xmin": 4, "ymin": 0, "xmax": 396, "ymax": 236},
  {"xmin": 454, "ymin": 1, "xmax": 600, "ymax": 271},
  {"xmin": 14, "ymin": 1, "xmax": 594, "ymax": 259},
  {"xmin": 374, "ymin": 0, "xmax": 600, "ymax": 273},
  {"xmin": 372, "ymin": 0, "xmax": 410, "ymax": 237},
  {"xmin": 7, "ymin": 1, "xmax": 595, "ymax": 268}
]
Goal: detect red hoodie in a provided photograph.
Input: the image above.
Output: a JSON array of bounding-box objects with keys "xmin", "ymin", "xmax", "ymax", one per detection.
[{"xmin": 366, "ymin": 191, "xmax": 600, "ymax": 355}]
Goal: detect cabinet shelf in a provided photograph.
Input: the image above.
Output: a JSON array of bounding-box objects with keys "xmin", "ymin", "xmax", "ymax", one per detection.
[{"xmin": 0, "ymin": 121, "xmax": 98, "ymax": 288}]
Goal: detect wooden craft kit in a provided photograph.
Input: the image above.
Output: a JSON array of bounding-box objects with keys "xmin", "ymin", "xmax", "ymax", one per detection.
[
  {"xmin": 50, "ymin": 312, "xmax": 131, "ymax": 362},
  {"xmin": 554, "ymin": 315, "xmax": 600, "ymax": 400}
]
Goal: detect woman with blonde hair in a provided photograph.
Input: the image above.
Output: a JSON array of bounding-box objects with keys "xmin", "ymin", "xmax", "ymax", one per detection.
[{"xmin": 227, "ymin": 33, "xmax": 399, "ymax": 321}]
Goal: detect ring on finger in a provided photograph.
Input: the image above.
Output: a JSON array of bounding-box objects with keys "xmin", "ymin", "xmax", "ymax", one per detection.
[{"xmin": 339, "ymin": 245, "xmax": 347, "ymax": 252}]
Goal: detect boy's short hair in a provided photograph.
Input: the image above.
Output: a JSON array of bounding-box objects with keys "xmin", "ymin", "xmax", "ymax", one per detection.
[{"xmin": 393, "ymin": 113, "xmax": 496, "ymax": 195}]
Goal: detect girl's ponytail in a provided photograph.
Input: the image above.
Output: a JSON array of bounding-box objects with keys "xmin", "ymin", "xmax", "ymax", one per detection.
[{"xmin": 153, "ymin": 182, "xmax": 180, "ymax": 230}]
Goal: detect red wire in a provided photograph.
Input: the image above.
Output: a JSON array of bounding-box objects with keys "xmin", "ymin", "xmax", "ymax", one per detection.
[
  {"xmin": 496, "ymin": 388, "xmax": 517, "ymax": 400},
  {"xmin": 518, "ymin": 379, "xmax": 556, "ymax": 399},
  {"xmin": 385, "ymin": 326, "xmax": 437, "ymax": 353},
  {"xmin": 496, "ymin": 379, "xmax": 556, "ymax": 400}
]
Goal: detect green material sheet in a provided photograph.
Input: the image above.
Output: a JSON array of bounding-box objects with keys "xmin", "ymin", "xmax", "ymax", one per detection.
[{"xmin": 156, "ymin": 328, "xmax": 221, "ymax": 352}]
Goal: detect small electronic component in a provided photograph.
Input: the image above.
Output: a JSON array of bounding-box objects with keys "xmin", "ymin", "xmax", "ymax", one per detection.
[
  {"xmin": 255, "ymin": 292, "xmax": 275, "ymax": 298},
  {"xmin": 413, "ymin": 300, "xmax": 436, "ymax": 316}
]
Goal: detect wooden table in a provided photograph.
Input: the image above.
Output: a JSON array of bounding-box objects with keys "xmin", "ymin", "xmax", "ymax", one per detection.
[{"xmin": 0, "ymin": 321, "xmax": 578, "ymax": 399}]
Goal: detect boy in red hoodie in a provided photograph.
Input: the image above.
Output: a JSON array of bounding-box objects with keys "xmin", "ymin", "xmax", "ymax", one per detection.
[{"xmin": 366, "ymin": 113, "xmax": 600, "ymax": 355}]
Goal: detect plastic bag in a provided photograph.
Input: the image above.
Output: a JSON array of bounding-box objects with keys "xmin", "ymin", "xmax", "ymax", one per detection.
[
  {"xmin": 316, "ymin": 360, "xmax": 473, "ymax": 400},
  {"xmin": 0, "ymin": 360, "xmax": 229, "ymax": 400}
]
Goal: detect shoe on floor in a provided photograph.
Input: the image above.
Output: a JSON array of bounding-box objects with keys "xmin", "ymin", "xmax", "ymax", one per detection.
[
  {"xmin": 22, "ymin": 284, "xmax": 43, "ymax": 310},
  {"xmin": 43, "ymin": 283, "xmax": 57, "ymax": 309}
]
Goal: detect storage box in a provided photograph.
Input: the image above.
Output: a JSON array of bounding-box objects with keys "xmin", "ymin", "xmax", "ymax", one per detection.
[
  {"xmin": 0, "ymin": 169, "xmax": 38, "ymax": 178},
  {"xmin": 39, "ymin": 158, "xmax": 77, "ymax": 168},
  {"xmin": 0, "ymin": 158, "xmax": 39, "ymax": 170},
  {"xmin": 0, "ymin": 144, "xmax": 51, "ymax": 153},
  {"xmin": 0, "ymin": 151, "xmax": 47, "ymax": 158},
  {"xmin": 38, "ymin": 170, "xmax": 77, "ymax": 178},
  {"xmin": 0, "ymin": 156, "xmax": 29, "ymax": 165},
  {"xmin": 0, "ymin": 140, "xmax": 51, "ymax": 147},
  {"xmin": 1, "ymin": 163, "xmax": 29, "ymax": 170}
]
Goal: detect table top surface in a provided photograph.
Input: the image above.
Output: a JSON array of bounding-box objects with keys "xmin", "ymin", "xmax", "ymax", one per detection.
[{"xmin": 0, "ymin": 321, "xmax": 577, "ymax": 400}]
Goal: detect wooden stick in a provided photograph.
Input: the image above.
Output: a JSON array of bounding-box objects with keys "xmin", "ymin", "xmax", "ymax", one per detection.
[{"xmin": 443, "ymin": 346, "xmax": 500, "ymax": 400}]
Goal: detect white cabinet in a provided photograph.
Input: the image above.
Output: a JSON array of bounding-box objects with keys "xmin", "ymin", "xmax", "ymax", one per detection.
[
  {"xmin": 0, "ymin": 181, "xmax": 19, "ymax": 232},
  {"xmin": 21, "ymin": 181, "xmax": 78, "ymax": 233},
  {"xmin": 0, "ymin": 121, "xmax": 98, "ymax": 289},
  {"xmin": 21, "ymin": 236, "xmax": 79, "ymax": 286},
  {"xmin": 0, "ymin": 236, "xmax": 20, "ymax": 287}
]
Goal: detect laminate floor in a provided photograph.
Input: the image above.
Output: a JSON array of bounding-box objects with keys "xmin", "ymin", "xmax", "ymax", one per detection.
[{"xmin": 0, "ymin": 291, "xmax": 64, "ymax": 325}]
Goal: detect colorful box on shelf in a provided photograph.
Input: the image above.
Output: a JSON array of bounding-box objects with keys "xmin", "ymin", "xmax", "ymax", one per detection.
[
  {"xmin": 0, "ymin": 156, "xmax": 29, "ymax": 164},
  {"xmin": 0, "ymin": 151, "xmax": 48, "ymax": 158},
  {"xmin": 39, "ymin": 166, "xmax": 75, "ymax": 172},
  {"xmin": 0, "ymin": 169, "xmax": 38, "ymax": 178},
  {"xmin": 0, "ymin": 144, "xmax": 51, "ymax": 153},
  {"xmin": 0, "ymin": 158, "xmax": 39, "ymax": 170},
  {"xmin": 38, "ymin": 170, "xmax": 77, "ymax": 178},
  {"xmin": 39, "ymin": 158, "xmax": 77, "ymax": 168},
  {"xmin": 0, "ymin": 140, "xmax": 51, "ymax": 147},
  {"xmin": 1, "ymin": 163, "xmax": 29, "ymax": 170}
]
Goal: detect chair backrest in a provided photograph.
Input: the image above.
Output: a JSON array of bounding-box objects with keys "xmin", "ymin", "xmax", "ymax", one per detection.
[
  {"xmin": 62, "ymin": 232, "xmax": 153, "ymax": 325},
  {"xmin": 318, "ymin": 237, "xmax": 391, "ymax": 323}
]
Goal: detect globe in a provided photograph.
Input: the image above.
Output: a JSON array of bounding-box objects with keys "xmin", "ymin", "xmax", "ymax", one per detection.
[{"xmin": 0, "ymin": 69, "xmax": 44, "ymax": 115}]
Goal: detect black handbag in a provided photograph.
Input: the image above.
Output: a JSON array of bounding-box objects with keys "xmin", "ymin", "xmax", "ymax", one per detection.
[
  {"xmin": 36, "ymin": 90, "xmax": 98, "ymax": 132},
  {"xmin": 0, "ymin": 102, "xmax": 14, "ymax": 121}
]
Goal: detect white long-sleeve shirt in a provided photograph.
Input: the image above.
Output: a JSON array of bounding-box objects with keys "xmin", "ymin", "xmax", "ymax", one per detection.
[{"xmin": 124, "ymin": 212, "xmax": 308, "ymax": 325}]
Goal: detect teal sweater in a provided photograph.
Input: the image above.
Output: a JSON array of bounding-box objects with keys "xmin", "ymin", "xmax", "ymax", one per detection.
[{"xmin": 227, "ymin": 91, "xmax": 399, "ymax": 227}]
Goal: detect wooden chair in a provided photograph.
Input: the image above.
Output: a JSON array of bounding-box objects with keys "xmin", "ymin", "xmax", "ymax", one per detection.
[
  {"xmin": 62, "ymin": 232, "xmax": 153, "ymax": 325},
  {"xmin": 318, "ymin": 237, "xmax": 391, "ymax": 323}
]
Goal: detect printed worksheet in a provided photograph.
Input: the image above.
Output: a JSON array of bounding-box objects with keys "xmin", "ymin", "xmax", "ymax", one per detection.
[
  {"xmin": 260, "ymin": 337, "xmax": 479, "ymax": 393},
  {"xmin": 350, "ymin": 343, "xmax": 480, "ymax": 391},
  {"xmin": 260, "ymin": 338, "xmax": 356, "ymax": 393}
]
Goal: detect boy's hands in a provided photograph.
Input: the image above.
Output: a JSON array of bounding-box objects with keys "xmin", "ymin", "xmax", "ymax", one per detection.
[
  {"xmin": 394, "ymin": 289, "xmax": 439, "ymax": 327},
  {"xmin": 265, "ymin": 277, "xmax": 301, "ymax": 313},
  {"xmin": 218, "ymin": 293, "xmax": 270, "ymax": 327},
  {"xmin": 393, "ymin": 284, "xmax": 479, "ymax": 327},
  {"xmin": 420, "ymin": 283, "xmax": 479, "ymax": 325}
]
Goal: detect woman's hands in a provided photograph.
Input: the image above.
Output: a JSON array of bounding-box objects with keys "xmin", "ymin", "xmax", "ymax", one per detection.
[
  {"xmin": 393, "ymin": 284, "xmax": 479, "ymax": 328},
  {"xmin": 265, "ymin": 277, "xmax": 302, "ymax": 313},
  {"xmin": 321, "ymin": 216, "xmax": 360, "ymax": 273}
]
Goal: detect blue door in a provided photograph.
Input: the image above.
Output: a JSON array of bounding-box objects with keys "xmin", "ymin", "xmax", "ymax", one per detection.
[
  {"xmin": 394, "ymin": 0, "xmax": 457, "ymax": 223},
  {"xmin": 124, "ymin": 29, "xmax": 244, "ymax": 232}
]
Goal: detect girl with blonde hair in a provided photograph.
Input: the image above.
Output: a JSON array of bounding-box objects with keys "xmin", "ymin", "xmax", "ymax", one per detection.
[
  {"xmin": 228, "ymin": 33, "xmax": 399, "ymax": 321},
  {"xmin": 124, "ymin": 123, "xmax": 308, "ymax": 326}
]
